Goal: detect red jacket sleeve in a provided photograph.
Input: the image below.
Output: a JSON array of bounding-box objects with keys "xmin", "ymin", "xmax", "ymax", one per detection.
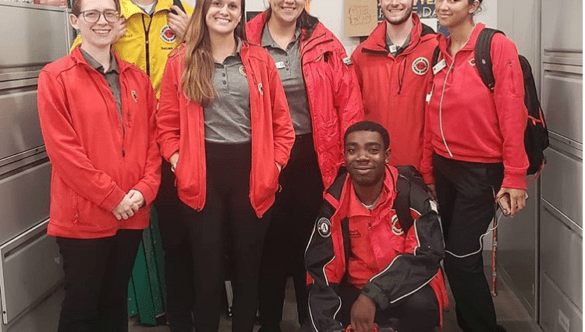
[
  {"xmin": 132, "ymin": 82, "xmax": 162, "ymax": 205},
  {"xmin": 491, "ymin": 34, "xmax": 529, "ymax": 189},
  {"xmin": 332, "ymin": 43, "xmax": 364, "ymax": 145},
  {"xmin": 38, "ymin": 70, "xmax": 126, "ymax": 212},
  {"xmin": 156, "ymin": 55, "xmax": 182, "ymax": 161}
]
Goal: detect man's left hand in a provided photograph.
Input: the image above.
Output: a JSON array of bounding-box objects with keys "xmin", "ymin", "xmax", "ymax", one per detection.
[
  {"xmin": 350, "ymin": 294, "xmax": 376, "ymax": 332},
  {"xmin": 168, "ymin": 5, "xmax": 190, "ymax": 41}
]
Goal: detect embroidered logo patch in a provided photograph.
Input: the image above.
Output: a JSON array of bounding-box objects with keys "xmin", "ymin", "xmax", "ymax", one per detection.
[
  {"xmin": 468, "ymin": 58, "xmax": 476, "ymax": 66},
  {"xmin": 160, "ymin": 26, "xmax": 177, "ymax": 43},
  {"xmin": 317, "ymin": 217, "xmax": 331, "ymax": 238},
  {"xmin": 131, "ymin": 90, "xmax": 138, "ymax": 103},
  {"xmin": 391, "ymin": 214, "xmax": 404, "ymax": 236},
  {"xmin": 239, "ymin": 65, "xmax": 247, "ymax": 77},
  {"xmin": 412, "ymin": 57, "xmax": 430, "ymax": 75}
]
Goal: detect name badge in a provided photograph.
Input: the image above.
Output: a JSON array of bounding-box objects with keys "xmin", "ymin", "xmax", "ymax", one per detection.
[
  {"xmin": 388, "ymin": 45, "xmax": 397, "ymax": 54},
  {"xmin": 275, "ymin": 61, "xmax": 286, "ymax": 69},
  {"xmin": 433, "ymin": 59, "xmax": 446, "ymax": 75}
]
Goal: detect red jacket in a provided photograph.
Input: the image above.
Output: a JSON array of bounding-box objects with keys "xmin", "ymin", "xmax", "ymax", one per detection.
[
  {"xmin": 38, "ymin": 47, "xmax": 161, "ymax": 239},
  {"xmin": 351, "ymin": 15, "xmax": 437, "ymax": 170},
  {"xmin": 247, "ymin": 12, "xmax": 364, "ymax": 189},
  {"xmin": 157, "ymin": 43, "xmax": 295, "ymax": 217},
  {"xmin": 420, "ymin": 23, "xmax": 528, "ymax": 189},
  {"xmin": 304, "ymin": 166, "xmax": 448, "ymax": 331}
]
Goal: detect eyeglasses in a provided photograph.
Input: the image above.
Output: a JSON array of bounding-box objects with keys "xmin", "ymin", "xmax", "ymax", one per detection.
[{"xmin": 79, "ymin": 10, "xmax": 120, "ymax": 23}]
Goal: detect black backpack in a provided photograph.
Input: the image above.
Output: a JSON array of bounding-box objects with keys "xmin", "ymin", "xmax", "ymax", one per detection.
[{"xmin": 432, "ymin": 28, "xmax": 549, "ymax": 175}]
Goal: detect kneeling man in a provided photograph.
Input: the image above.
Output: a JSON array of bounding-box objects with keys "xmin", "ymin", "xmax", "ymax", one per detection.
[{"xmin": 304, "ymin": 121, "xmax": 447, "ymax": 332}]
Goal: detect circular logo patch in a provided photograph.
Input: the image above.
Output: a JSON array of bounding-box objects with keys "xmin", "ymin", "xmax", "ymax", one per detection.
[
  {"xmin": 468, "ymin": 58, "xmax": 476, "ymax": 66},
  {"xmin": 239, "ymin": 65, "xmax": 247, "ymax": 77},
  {"xmin": 391, "ymin": 214, "xmax": 404, "ymax": 236},
  {"xmin": 317, "ymin": 217, "xmax": 331, "ymax": 238},
  {"xmin": 161, "ymin": 26, "xmax": 177, "ymax": 43},
  {"xmin": 412, "ymin": 57, "xmax": 430, "ymax": 75}
]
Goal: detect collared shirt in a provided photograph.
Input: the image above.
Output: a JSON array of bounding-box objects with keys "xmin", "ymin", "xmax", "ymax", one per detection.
[
  {"xmin": 261, "ymin": 25, "xmax": 312, "ymax": 135},
  {"xmin": 386, "ymin": 33, "xmax": 411, "ymax": 57},
  {"xmin": 204, "ymin": 38, "xmax": 251, "ymax": 143},
  {"xmin": 80, "ymin": 48, "xmax": 122, "ymax": 114},
  {"xmin": 346, "ymin": 174, "xmax": 401, "ymax": 290}
]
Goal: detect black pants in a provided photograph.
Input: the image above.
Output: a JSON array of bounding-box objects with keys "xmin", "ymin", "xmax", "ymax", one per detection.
[
  {"xmin": 56, "ymin": 229, "xmax": 143, "ymax": 332},
  {"xmin": 338, "ymin": 283, "xmax": 438, "ymax": 332},
  {"xmin": 182, "ymin": 142, "xmax": 270, "ymax": 332},
  {"xmin": 154, "ymin": 160, "xmax": 195, "ymax": 332},
  {"xmin": 433, "ymin": 153, "xmax": 506, "ymax": 332},
  {"xmin": 258, "ymin": 134, "xmax": 324, "ymax": 331}
]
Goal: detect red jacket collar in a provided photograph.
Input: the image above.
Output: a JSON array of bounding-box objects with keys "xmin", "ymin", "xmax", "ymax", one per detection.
[
  {"xmin": 70, "ymin": 45, "xmax": 130, "ymax": 74},
  {"xmin": 246, "ymin": 10, "xmax": 333, "ymax": 55},
  {"xmin": 334, "ymin": 166, "xmax": 399, "ymax": 221},
  {"xmin": 361, "ymin": 13, "xmax": 425, "ymax": 55},
  {"xmin": 438, "ymin": 22, "xmax": 486, "ymax": 57}
]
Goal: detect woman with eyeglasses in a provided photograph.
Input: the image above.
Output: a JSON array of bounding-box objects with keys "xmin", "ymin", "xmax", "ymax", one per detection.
[
  {"xmin": 156, "ymin": 0, "xmax": 294, "ymax": 331},
  {"xmin": 37, "ymin": 0, "xmax": 160, "ymax": 330}
]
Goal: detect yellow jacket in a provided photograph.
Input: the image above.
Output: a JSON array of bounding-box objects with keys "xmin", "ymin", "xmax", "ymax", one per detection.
[{"xmin": 71, "ymin": 0, "xmax": 193, "ymax": 96}]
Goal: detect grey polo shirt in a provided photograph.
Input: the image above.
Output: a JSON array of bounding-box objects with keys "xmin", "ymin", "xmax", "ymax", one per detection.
[
  {"xmin": 204, "ymin": 38, "xmax": 251, "ymax": 143},
  {"xmin": 386, "ymin": 33, "xmax": 411, "ymax": 57},
  {"xmin": 262, "ymin": 25, "xmax": 312, "ymax": 135},
  {"xmin": 81, "ymin": 48, "xmax": 122, "ymax": 114}
]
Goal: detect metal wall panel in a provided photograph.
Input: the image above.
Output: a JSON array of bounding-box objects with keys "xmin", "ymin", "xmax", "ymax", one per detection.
[
  {"xmin": 0, "ymin": 221, "xmax": 64, "ymax": 325},
  {"xmin": 541, "ymin": 147, "xmax": 583, "ymax": 229},
  {"xmin": 540, "ymin": 273, "xmax": 583, "ymax": 332},
  {"xmin": 0, "ymin": 3, "xmax": 70, "ymax": 70},
  {"xmin": 0, "ymin": 87, "xmax": 44, "ymax": 162},
  {"xmin": 0, "ymin": 162, "xmax": 51, "ymax": 246},
  {"xmin": 540, "ymin": 207, "xmax": 582, "ymax": 310},
  {"xmin": 497, "ymin": 181, "xmax": 538, "ymax": 313},
  {"xmin": 541, "ymin": 0, "xmax": 583, "ymax": 54},
  {"xmin": 1, "ymin": 288, "xmax": 63, "ymax": 332},
  {"xmin": 541, "ymin": 67, "xmax": 583, "ymax": 143}
]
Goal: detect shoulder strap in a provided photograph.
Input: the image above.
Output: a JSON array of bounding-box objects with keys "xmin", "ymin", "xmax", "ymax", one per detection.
[
  {"xmin": 421, "ymin": 23, "xmax": 436, "ymax": 36},
  {"xmin": 475, "ymin": 28, "xmax": 504, "ymax": 91},
  {"xmin": 394, "ymin": 173, "xmax": 414, "ymax": 233},
  {"xmin": 431, "ymin": 46, "xmax": 441, "ymax": 69}
]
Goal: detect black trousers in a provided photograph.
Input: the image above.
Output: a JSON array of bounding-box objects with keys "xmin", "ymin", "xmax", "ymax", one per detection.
[
  {"xmin": 258, "ymin": 134, "xmax": 324, "ymax": 331},
  {"xmin": 182, "ymin": 142, "xmax": 271, "ymax": 332},
  {"xmin": 154, "ymin": 160, "xmax": 195, "ymax": 332},
  {"xmin": 56, "ymin": 229, "xmax": 143, "ymax": 332},
  {"xmin": 433, "ymin": 153, "xmax": 506, "ymax": 332},
  {"xmin": 337, "ymin": 283, "xmax": 439, "ymax": 332}
]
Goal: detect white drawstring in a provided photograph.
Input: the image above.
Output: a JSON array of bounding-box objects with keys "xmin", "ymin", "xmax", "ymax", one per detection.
[{"xmin": 445, "ymin": 210, "xmax": 504, "ymax": 259}]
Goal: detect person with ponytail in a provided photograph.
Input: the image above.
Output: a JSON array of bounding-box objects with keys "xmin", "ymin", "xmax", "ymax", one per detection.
[
  {"xmin": 246, "ymin": 2, "xmax": 363, "ymax": 330},
  {"xmin": 421, "ymin": 1, "xmax": 528, "ymax": 331},
  {"xmin": 157, "ymin": 0, "xmax": 295, "ymax": 331}
]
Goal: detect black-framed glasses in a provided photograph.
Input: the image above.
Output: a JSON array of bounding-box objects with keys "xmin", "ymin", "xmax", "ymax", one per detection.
[{"xmin": 79, "ymin": 10, "xmax": 120, "ymax": 23}]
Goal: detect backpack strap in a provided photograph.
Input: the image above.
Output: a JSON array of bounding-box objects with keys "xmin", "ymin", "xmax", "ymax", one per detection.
[
  {"xmin": 431, "ymin": 46, "xmax": 441, "ymax": 69},
  {"xmin": 394, "ymin": 173, "xmax": 414, "ymax": 233},
  {"xmin": 421, "ymin": 23, "xmax": 436, "ymax": 36},
  {"xmin": 475, "ymin": 28, "xmax": 504, "ymax": 91}
]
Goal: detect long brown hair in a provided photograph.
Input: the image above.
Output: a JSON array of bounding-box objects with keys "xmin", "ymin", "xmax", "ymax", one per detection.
[{"xmin": 181, "ymin": 0, "xmax": 247, "ymax": 106}]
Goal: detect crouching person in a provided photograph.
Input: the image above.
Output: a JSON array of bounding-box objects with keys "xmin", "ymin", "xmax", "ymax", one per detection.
[
  {"xmin": 303, "ymin": 121, "xmax": 448, "ymax": 332},
  {"xmin": 37, "ymin": 0, "xmax": 161, "ymax": 330}
]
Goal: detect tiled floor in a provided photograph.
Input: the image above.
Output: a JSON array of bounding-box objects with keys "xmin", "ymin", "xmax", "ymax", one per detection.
[{"xmin": 129, "ymin": 270, "xmax": 543, "ymax": 332}]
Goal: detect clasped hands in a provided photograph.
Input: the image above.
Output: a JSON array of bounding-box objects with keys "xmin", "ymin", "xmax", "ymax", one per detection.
[{"xmin": 112, "ymin": 189, "xmax": 144, "ymax": 220}]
